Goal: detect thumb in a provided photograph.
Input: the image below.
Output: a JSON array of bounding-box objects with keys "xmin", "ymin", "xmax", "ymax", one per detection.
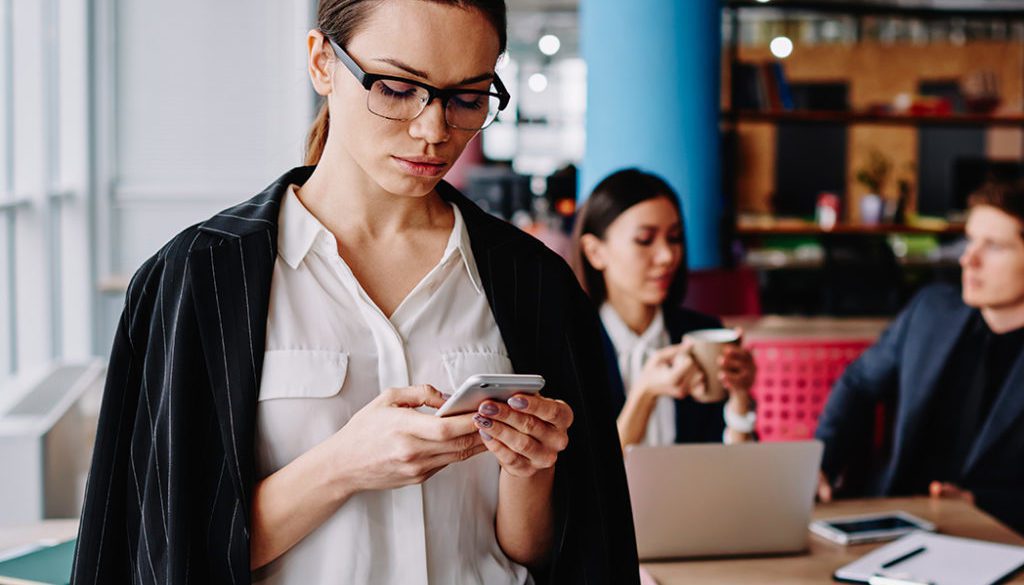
[{"xmin": 383, "ymin": 384, "xmax": 447, "ymax": 409}]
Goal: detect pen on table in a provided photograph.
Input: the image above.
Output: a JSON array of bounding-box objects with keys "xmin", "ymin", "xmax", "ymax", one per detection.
[{"xmin": 880, "ymin": 545, "xmax": 927, "ymax": 569}]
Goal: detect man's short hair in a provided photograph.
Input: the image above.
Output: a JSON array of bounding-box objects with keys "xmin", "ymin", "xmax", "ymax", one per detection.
[{"xmin": 968, "ymin": 180, "xmax": 1024, "ymax": 232}]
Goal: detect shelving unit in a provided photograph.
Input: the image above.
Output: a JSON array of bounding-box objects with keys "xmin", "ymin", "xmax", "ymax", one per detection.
[
  {"xmin": 718, "ymin": 0, "xmax": 1021, "ymax": 314},
  {"xmin": 724, "ymin": 110, "xmax": 1024, "ymax": 127}
]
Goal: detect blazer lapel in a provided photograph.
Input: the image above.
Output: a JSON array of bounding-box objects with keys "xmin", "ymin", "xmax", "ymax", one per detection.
[
  {"xmin": 962, "ymin": 349, "xmax": 1024, "ymax": 476},
  {"xmin": 187, "ymin": 166, "xmax": 310, "ymax": 511},
  {"xmin": 889, "ymin": 304, "xmax": 973, "ymax": 473}
]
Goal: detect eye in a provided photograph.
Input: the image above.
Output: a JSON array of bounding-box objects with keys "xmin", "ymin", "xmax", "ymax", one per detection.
[
  {"xmin": 633, "ymin": 237, "xmax": 654, "ymax": 246},
  {"xmin": 451, "ymin": 92, "xmax": 486, "ymax": 111},
  {"xmin": 377, "ymin": 79, "xmax": 419, "ymax": 98}
]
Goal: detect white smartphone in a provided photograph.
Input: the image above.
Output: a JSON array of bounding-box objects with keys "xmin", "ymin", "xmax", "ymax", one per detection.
[
  {"xmin": 435, "ymin": 374, "xmax": 545, "ymax": 417},
  {"xmin": 810, "ymin": 511, "xmax": 936, "ymax": 545}
]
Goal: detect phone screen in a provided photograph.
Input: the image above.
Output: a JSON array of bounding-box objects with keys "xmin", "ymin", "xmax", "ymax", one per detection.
[{"xmin": 827, "ymin": 516, "xmax": 919, "ymax": 534}]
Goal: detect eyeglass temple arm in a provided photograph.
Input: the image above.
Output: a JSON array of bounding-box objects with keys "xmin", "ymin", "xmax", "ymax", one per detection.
[{"xmin": 326, "ymin": 35, "xmax": 374, "ymax": 90}]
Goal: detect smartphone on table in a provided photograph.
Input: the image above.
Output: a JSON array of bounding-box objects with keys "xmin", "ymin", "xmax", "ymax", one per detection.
[
  {"xmin": 810, "ymin": 511, "xmax": 936, "ymax": 545},
  {"xmin": 435, "ymin": 374, "xmax": 545, "ymax": 417}
]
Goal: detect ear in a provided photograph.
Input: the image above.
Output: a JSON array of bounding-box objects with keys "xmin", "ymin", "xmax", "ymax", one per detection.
[
  {"xmin": 307, "ymin": 29, "xmax": 335, "ymax": 97},
  {"xmin": 580, "ymin": 233, "xmax": 608, "ymax": 271}
]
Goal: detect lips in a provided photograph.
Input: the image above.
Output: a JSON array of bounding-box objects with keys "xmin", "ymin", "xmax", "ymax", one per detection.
[
  {"xmin": 650, "ymin": 275, "xmax": 673, "ymax": 289},
  {"xmin": 392, "ymin": 155, "xmax": 448, "ymax": 178}
]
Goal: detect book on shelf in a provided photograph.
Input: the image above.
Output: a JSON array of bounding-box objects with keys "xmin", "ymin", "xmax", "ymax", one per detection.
[{"xmin": 732, "ymin": 61, "xmax": 793, "ymax": 112}]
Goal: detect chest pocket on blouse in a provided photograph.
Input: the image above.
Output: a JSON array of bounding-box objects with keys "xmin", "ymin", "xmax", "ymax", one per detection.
[
  {"xmin": 258, "ymin": 350, "xmax": 348, "ymax": 400},
  {"xmin": 440, "ymin": 350, "xmax": 515, "ymax": 394}
]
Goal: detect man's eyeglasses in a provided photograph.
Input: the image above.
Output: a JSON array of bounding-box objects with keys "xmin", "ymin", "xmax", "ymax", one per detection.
[{"xmin": 326, "ymin": 35, "xmax": 511, "ymax": 131}]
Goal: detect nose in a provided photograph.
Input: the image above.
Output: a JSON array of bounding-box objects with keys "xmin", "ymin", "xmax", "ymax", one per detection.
[
  {"xmin": 960, "ymin": 243, "xmax": 980, "ymax": 268},
  {"xmin": 653, "ymin": 240, "xmax": 677, "ymax": 266},
  {"xmin": 408, "ymin": 98, "xmax": 450, "ymax": 145}
]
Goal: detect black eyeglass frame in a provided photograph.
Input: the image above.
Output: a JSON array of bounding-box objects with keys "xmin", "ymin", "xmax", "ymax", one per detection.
[{"xmin": 326, "ymin": 35, "xmax": 511, "ymax": 130}]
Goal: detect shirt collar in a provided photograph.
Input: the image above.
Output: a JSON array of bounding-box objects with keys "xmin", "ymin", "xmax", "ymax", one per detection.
[
  {"xmin": 277, "ymin": 185, "xmax": 484, "ymax": 296},
  {"xmin": 449, "ymin": 204, "xmax": 485, "ymax": 295},
  {"xmin": 600, "ymin": 303, "xmax": 666, "ymax": 356},
  {"xmin": 278, "ymin": 185, "xmax": 331, "ymax": 269}
]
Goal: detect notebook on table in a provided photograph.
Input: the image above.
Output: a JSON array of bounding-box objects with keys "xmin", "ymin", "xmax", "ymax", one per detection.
[{"xmin": 834, "ymin": 531, "xmax": 1024, "ymax": 585}]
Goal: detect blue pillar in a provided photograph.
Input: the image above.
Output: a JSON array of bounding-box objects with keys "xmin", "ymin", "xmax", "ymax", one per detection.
[{"xmin": 580, "ymin": 0, "xmax": 722, "ymax": 269}]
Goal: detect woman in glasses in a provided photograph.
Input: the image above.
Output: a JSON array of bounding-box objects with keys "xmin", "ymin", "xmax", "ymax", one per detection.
[
  {"xmin": 72, "ymin": 2, "xmax": 638, "ymax": 585},
  {"xmin": 571, "ymin": 169, "xmax": 758, "ymax": 448}
]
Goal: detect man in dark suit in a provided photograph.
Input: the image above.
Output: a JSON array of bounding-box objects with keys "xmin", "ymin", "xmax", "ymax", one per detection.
[{"xmin": 816, "ymin": 180, "xmax": 1024, "ymax": 535}]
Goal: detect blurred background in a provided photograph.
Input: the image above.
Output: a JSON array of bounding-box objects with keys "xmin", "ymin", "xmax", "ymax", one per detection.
[{"xmin": 1, "ymin": 0, "xmax": 1023, "ymax": 526}]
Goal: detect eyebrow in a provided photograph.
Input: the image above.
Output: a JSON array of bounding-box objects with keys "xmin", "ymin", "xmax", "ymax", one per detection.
[{"xmin": 373, "ymin": 57, "xmax": 494, "ymax": 87}]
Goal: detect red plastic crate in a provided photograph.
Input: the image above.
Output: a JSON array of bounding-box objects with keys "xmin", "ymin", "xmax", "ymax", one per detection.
[{"xmin": 748, "ymin": 339, "xmax": 872, "ymax": 441}]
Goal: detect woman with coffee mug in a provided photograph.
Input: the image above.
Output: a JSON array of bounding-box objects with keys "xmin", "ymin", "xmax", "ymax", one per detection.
[{"xmin": 571, "ymin": 169, "xmax": 757, "ymax": 448}]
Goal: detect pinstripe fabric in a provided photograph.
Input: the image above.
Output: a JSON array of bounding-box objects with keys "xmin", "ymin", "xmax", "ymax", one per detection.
[{"xmin": 72, "ymin": 166, "xmax": 639, "ymax": 585}]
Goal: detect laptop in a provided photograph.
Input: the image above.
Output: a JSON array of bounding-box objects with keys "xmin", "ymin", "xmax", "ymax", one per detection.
[{"xmin": 625, "ymin": 440, "xmax": 823, "ymax": 560}]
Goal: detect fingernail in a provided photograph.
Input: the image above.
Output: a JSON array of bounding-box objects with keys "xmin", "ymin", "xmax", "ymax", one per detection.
[
  {"xmin": 473, "ymin": 414, "xmax": 493, "ymax": 428},
  {"xmin": 441, "ymin": 393, "xmax": 451, "ymax": 400},
  {"xmin": 508, "ymin": 396, "xmax": 528, "ymax": 410},
  {"xmin": 479, "ymin": 429, "xmax": 492, "ymax": 441},
  {"xmin": 479, "ymin": 402, "xmax": 499, "ymax": 416}
]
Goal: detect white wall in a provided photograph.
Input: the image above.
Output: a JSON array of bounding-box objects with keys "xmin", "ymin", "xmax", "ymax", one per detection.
[{"xmin": 95, "ymin": 0, "xmax": 315, "ymax": 349}]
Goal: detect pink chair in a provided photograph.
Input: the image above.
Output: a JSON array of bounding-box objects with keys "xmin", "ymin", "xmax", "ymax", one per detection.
[
  {"xmin": 683, "ymin": 268, "xmax": 762, "ymax": 317},
  {"xmin": 747, "ymin": 339, "xmax": 872, "ymax": 441}
]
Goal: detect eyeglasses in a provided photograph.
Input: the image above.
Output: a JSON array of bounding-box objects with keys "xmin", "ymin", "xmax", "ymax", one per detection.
[{"xmin": 326, "ymin": 35, "xmax": 511, "ymax": 131}]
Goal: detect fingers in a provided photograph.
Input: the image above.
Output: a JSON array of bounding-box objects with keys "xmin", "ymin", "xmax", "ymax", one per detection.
[
  {"xmin": 405, "ymin": 411, "xmax": 479, "ymax": 442},
  {"xmin": 502, "ymin": 394, "xmax": 574, "ymax": 430},
  {"xmin": 929, "ymin": 481, "xmax": 975, "ymax": 504},
  {"xmin": 473, "ymin": 396, "xmax": 572, "ymax": 476},
  {"xmin": 475, "ymin": 418, "xmax": 559, "ymax": 476},
  {"xmin": 382, "ymin": 384, "xmax": 447, "ymax": 409},
  {"xmin": 475, "ymin": 399, "xmax": 568, "ymax": 448},
  {"xmin": 817, "ymin": 471, "xmax": 833, "ymax": 503},
  {"xmin": 649, "ymin": 343, "xmax": 685, "ymax": 366}
]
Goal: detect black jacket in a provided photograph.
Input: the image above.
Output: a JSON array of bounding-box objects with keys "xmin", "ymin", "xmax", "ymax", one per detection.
[
  {"xmin": 601, "ymin": 306, "xmax": 729, "ymax": 443},
  {"xmin": 71, "ymin": 166, "xmax": 640, "ymax": 584},
  {"xmin": 816, "ymin": 283, "xmax": 1024, "ymax": 534}
]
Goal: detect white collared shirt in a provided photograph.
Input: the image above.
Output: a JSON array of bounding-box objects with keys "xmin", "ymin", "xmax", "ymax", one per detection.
[
  {"xmin": 253, "ymin": 186, "xmax": 530, "ymax": 585},
  {"xmin": 600, "ymin": 303, "xmax": 677, "ymax": 446}
]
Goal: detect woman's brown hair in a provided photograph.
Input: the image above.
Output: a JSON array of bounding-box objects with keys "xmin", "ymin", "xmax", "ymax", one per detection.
[
  {"xmin": 570, "ymin": 168, "xmax": 689, "ymax": 308},
  {"xmin": 304, "ymin": 0, "xmax": 507, "ymax": 166}
]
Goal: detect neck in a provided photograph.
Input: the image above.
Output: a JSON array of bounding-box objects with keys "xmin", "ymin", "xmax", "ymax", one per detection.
[
  {"xmin": 981, "ymin": 302, "xmax": 1024, "ymax": 334},
  {"xmin": 606, "ymin": 294, "xmax": 658, "ymax": 336},
  {"xmin": 298, "ymin": 138, "xmax": 448, "ymax": 239}
]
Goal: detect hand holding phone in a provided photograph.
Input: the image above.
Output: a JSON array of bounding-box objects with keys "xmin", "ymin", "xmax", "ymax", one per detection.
[{"xmin": 435, "ymin": 374, "xmax": 545, "ymax": 417}]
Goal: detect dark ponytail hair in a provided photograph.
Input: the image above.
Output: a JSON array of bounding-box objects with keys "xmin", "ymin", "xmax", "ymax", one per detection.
[
  {"xmin": 304, "ymin": 0, "xmax": 508, "ymax": 166},
  {"xmin": 571, "ymin": 168, "xmax": 689, "ymax": 307}
]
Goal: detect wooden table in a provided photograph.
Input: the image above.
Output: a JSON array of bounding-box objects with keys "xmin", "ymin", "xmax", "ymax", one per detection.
[
  {"xmin": 4, "ymin": 499, "xmax": 1021, "ymax": 584},
  {"xmin": 723, "ymin": 315, "xmax": 890, "ymax": 341},
  {"xmin": 642, "ymin": 497, "xmax": 1024, "ymax": 584}
]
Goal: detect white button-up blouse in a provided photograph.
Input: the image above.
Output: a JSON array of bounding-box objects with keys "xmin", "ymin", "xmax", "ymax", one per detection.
[
  {"xmin": 252, "ymin": 186, "xmax": 531, "ymax": 585},
  {"xmin": 600, "ymin": 304, "xmax": 677, "ymax": 446}
]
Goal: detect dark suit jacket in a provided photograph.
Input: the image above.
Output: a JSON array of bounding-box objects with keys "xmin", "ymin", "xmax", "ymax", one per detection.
[
  {"xmin": 601, "ymin": 306, "xmax": 729, "ymax": 443},
  {"xmin": 71, "ymin": 166, "xmax": 640, "ymax": 585},
  {"xmin": 816, "ymin": 283, "xmax": 1024, "ymax": 534}
]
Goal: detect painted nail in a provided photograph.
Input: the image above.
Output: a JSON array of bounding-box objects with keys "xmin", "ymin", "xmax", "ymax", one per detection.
[
  {"xmin": 473, "ymin": 414, "xmax": 493, "ymax": 428},
  {"xmin": 479, "ymin": 402, "xmax": 499, "ymax": 416},
  {"xmin": 508, "ymin": 396, "xmax": 528, "ymax": 410},
  {"xmin": 441, "ymin": 393, "xmax": 452, "ymax": 400},
  {"xmin": 479, "ymin": 429, "xmax": 492, "ymax": 441}
]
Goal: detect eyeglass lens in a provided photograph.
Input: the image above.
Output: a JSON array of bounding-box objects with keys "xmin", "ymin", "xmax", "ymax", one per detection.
[{"xmin": 369, "ymin": 79, "xmax": 502, "ymax": 130}]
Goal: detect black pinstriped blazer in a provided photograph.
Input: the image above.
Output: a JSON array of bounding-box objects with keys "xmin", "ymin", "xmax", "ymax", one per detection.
[{"xmin": 71, "ymin": 166, "xmax": 640, "ymax": 585}]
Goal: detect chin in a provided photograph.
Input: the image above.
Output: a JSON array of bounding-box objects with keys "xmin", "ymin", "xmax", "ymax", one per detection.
[{"xmin": 377, "ymin": 170, "xmax": 446, "ymax": 199}]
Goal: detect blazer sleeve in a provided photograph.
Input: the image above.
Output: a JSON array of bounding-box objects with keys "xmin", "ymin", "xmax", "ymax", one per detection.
[
  {"xmin": 542, "ymin": 264, "xmax": 640, "ymax": 585},
  {"xmin": 814, "ymin": 290, "xmax": 926, "ymax": 481},
  {"xmin": 72, "ymin": 253, "xmax": 163, "ymax": 584}
]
